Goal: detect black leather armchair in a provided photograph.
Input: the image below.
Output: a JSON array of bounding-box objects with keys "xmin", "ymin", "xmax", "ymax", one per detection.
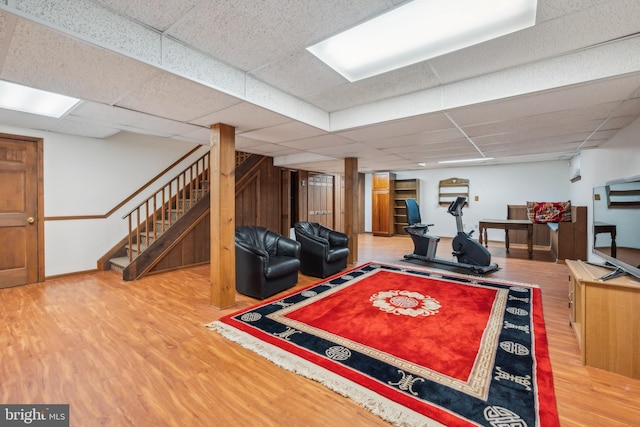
[
  {"xmin": 294, "ymin": 222, "xmax": 350, "ymax": 278},
  {"xmin": 235, "ymin": 226, "xmax": 301, "ymax": 300}
]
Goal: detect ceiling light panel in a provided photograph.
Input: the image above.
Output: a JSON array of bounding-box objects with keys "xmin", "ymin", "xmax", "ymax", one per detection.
[
  {"xmin": 0, "ymin": 80, "xmax": 80, "ymax": 118},
  {"xmin": 308, "ymin": 0, "xmax": 537, "ymax": 82}
]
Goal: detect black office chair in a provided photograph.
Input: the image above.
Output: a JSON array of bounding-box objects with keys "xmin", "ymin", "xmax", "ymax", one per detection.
[{"xmin": 404, "ymin": 198, "xmax": 433, "ymax": 233}]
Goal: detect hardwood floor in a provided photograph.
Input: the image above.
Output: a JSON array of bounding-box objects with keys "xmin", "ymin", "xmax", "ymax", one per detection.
[{"xmin": 1, "ymin": 234, "xmax": 639, "ymax": 426}]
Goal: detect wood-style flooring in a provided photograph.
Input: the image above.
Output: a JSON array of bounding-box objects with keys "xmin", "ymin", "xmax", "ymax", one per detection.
[{"xmin": 1, "ymin": 234, "xmax": 639, "ymax": 426}]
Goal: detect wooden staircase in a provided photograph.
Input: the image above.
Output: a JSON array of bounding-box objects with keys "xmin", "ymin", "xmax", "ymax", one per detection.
[
  {"xmin": 109, "ymin": 183, "xmax": 209, "ymax": 273},
  {"xmin": 99, "ymin": 150, "xmax": 265, "ymax": 281}
]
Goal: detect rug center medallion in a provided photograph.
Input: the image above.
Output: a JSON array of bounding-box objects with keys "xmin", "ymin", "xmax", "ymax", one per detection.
[{"xmin": 370, "ymin": 290, "xmax": 441, "ymax": 317}]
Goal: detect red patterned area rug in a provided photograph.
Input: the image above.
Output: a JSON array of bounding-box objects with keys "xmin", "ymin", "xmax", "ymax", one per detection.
[{"xmin": 208, "ymin": 262, "xmax": 559, "ymax": 427}]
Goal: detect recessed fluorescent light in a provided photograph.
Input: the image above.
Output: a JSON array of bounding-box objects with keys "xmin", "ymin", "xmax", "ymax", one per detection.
[
  {"xmin": 418, "ymin": 162, "xmax": 426, "ymax": 167},
  {"xmin": 308, "ymin": 0, "xmax": 537, "ymax": 81},
  {"xmin": 438, "ymin": 157, "xmax": 494, "ymax": 164},
  {"xmin": 0, "ymin": 80, "xmax": 80, "ymax": 118}
]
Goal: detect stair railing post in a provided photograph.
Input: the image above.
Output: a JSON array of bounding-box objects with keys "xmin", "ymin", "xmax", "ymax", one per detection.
[
  {"xmin": 144, "ymin": 200, "xmax": 149, "ymax": 251},
  {"xmin": 152, "ymin": 195, "xmax": 157, "ymax": 242},
  {"xmin": 127, "ymin": 214, "xmax": 133, "ymax": 262},
  {"xmin": 161, "ymin": 187, "xmax": 166, "ymax": 234},
  {"xmin": 136, "ymin": 206, "xmax": 142, "ymax": 261}
]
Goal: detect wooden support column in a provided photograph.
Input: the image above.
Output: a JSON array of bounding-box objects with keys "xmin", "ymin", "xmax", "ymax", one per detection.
[
  {"xmin": 344, "ymin": 157, "xmax": 358, "ymax": 264},
  {"xmin": 210, "ymin": 123, "xmax": 236, "ymax": 309}
]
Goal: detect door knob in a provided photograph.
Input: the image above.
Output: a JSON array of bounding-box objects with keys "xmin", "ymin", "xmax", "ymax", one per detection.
[{"xmin": 27, "ymin": 217, "xmax": 35, "ymax": 224}]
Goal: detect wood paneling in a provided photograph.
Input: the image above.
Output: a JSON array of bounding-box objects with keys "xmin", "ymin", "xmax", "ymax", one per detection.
[
  {"xmin": 2, "ymin": 236, "xmax": 639, "ymax": 426},
  {"xmin": 307, "ymin": 173, "xmax": 334, "ymax": 228},
  {"xmin": 371, "ymin": 172, "xmax": 394, "ymax": 236},
  {"xmin": 235, "ymin": 174, "xmax": 260, "ymax": 226},
  {"xmin": 234, "ymin": 156, "xmax": 284, "ymax": 234}
]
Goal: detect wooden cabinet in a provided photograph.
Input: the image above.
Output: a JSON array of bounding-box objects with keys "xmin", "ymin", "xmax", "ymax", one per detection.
[
  {"xmin": 393, "ymin": 179, "xmax": 419, "ymax": 235},
  {"xmin": 371, "ymin": 172, "xmax": 394, "ymax": 236},
  {"xmin": 566, "ymin": 260, "xmax": 640, "ymax": 379}
]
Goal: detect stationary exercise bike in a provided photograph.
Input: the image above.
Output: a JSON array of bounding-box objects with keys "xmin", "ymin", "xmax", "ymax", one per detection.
[{"xmin": 403, "ymin": 196, "xmax": 499, "ymax": 274}]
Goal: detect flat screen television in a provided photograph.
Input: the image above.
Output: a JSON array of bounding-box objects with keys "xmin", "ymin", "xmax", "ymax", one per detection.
[{"xmin": 592, "ymin": 175, "xmax": 640, "ymax": 281}]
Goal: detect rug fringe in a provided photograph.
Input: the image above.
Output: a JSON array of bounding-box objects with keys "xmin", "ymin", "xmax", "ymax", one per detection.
[{"xmin": 207, "ymin": 320, "xmax": 446, "ymax": 427}]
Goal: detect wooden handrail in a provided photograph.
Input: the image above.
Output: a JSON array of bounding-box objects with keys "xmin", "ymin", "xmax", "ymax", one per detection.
[{"xmin": 123, "ymin": 152, "xmax": 211, "ymax": 261}]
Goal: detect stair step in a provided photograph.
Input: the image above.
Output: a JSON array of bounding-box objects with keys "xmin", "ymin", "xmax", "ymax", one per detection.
[
  {"xmin": 126, "ymin": 242, "xmax": 148, "ymax": 255},
  {"xmin": 177, "ymin": 198, "xmax": 199, "ymax": 209},
  {"xmin": 138, "ymin": 230, "xmax": 163, "ymax": 246},
  {"xmin": 109, "ymin": 256, "xmax": 130, "ymax": 272}
]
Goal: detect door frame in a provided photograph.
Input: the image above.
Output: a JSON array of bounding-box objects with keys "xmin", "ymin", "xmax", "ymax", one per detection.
[{"xmin": 1, "ymin": 132, "xmax": 45, "ymax": 284}]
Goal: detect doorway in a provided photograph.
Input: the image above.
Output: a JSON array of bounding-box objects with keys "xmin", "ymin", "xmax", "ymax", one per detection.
[{"xmin": 0, "ymin": 134, "xmax": 44, "ymax": 288}]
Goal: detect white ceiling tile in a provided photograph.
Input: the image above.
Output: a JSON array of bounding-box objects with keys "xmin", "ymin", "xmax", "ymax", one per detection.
[
  {"xmin": 16, "ymin": 0, "xmax": 161, "ymax": 64},
  {"xmin": 246, "ymin": 143, "xmax": 303, "ymax": 156},
  {"xmin": 191, "ymin": 102, "xmax": 290, "ymax": 132},
  {"xmin": 449, "ymin": 74, "xmax": 640, "ymax": 127},
  {"xmin": 70, "ymin": 102, "xmax": 202, "ymax": 136},
  {"xmin": 536, "ymin": 0, "xmax": 610, "ymax": 23},
  {"xmin": 250, "ymin": 51, "xmax": 347, "ymax": 100},
  {"xmin": 165, "ymin": 0, "xmax": 394, "ymax": 72},
  {"xmin": 431, "ymin": 0, "xmax": 640, "ymax": 85},
  {"xmin": 240, "ymin": 121, "xmax": 325, "ymax": 144},
  {"xmin": 1, "ymin": 19, "xmax": 159, "ymax": 104},
  {"xmin": 162, "ymin": 38, "xmax": 246, "ymax": 99},
  {"xmin": 0, "ymin": 108, "xmax": 62, "ymax": 131},
  {"xmin": 0, "ymin": 0, "xmax": 639, "ymax": 173},
  {"xmin": 337, "ymin": 113, "xmax": 454, "ymax": 142},
  {"xmin": 308, "ymin": 142, "xmax": 371, "ymax": 157},
  {"xmin": 0, "ymin": 11, "xmax": 12, "ymax": 48},
  {"xmin": 92, "ymin": 0, "xmax": 202, "ymax": 32},
  {"xmin": 50, "ymin": 117, "xmax": 121, "ymax": 139},
  {"xmin": 279, "ymin": 134, "xmax": 352, "ymax": 150},
  {"xmin": 306, "ymin": 62, "xmax": 441, "ymax": 112},
  {"xmin": 116, "ymin": 72, "xmax": 241, "ymax": 122}
]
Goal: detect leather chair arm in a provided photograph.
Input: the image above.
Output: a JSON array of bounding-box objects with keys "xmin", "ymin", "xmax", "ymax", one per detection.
[
  {"xmin": 296, "ymin": 231, "xmax": 328, "ymax": 257},
  {"xmin": 236, "ymin": 241, "xmax": 269, "ymax": 259},
  {"xmin": 277, "ymin": 236, "xmax": 302, "ymax": 258},
  {"xmin": 235, "ymin": 242, "xmax": 268, "ymax": 276},
  {"xmin": 327, "ymin": 230, "xmax": 348, "ymax": 247}
]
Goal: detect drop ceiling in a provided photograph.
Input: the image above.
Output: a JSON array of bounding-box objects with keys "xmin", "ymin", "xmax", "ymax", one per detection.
[{"xmin": 0, "ymin": 0, "xmax": 640, "ymax": 173}]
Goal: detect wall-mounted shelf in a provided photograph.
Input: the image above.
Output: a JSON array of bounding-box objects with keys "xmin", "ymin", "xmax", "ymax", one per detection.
[
  {"xmin": 438, "ymin": 177, "xmax": 469, "ymax": 207},
  {"xmin": 607, "ymin": 186, "xmax": 640, "ymax": 208}
]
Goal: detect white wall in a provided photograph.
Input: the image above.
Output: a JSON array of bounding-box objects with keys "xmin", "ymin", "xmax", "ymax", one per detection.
[
  {"xmin": 569, "ymin": 116, "xmax": 640, "ymax": 261},
  {"xmin": 6, "ymin": 113, "xmax": 640, "ymax": 277},
  {"xmin": 365, "ymin": 160, "xmax": 571, "ymax": 241},
  {"xmin": 364, "ymin": 116, "xmax": 640, "ymax": 264},
  {"xmin": 0, "ymin": 125, "xmax": 207, "ymax": 276}
]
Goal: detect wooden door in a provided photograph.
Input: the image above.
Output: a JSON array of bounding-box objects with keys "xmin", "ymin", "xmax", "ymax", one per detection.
[
  {"xmin": 371, "ymin": 172, "xmax": 394, "ymax": 236},
  {"xmin": 307, "ymin": 173, "xmax": 334, "ymax": 228},
  {"xmin": 0, "ymin": 135, "xmax": 42, "ymax": 288}
]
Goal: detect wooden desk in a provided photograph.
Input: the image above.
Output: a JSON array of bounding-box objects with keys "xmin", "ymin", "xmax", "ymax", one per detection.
[
  {"xmin": 594, "ymin": 222, "xmax": 617, "ymax": 258},
  {"xmin": 479, "ymin": 219, "xmax": 533, "ymax": 259}
]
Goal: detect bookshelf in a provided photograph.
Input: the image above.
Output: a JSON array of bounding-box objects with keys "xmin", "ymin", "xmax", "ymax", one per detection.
[{"xmin": 393, "ymin": 179, "xmax": 419, "ymax": 235}]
